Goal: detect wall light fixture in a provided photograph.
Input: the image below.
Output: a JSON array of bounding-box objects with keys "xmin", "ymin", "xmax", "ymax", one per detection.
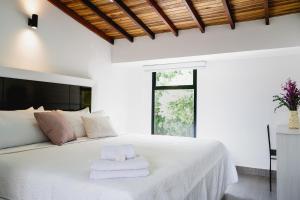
[{"xmin": 28, "ymin": 14, "xmax": 38, "ymax": 29}]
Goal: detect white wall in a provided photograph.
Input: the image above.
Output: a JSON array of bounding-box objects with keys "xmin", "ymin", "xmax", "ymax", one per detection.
[
  {"xmin": 112, "ymin": 13, "xmax": 300, "ymax": 63},
  {"xmin": 95, "ymin": 64, "xmax": 152, "ymax": 135},
  {"xmin": 96, "ymin": 50, "xmax": 300, "ymax": 170},
  {"xmin": 197, "ymin": 54, "xmax": 300, "ymax": 169},
  {"xmin": 0, "ymin": 0, "xmax": 111, "ymax": 111}
]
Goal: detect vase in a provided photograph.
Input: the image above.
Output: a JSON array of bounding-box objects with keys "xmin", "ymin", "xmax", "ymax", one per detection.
[{"xmin": 288, "ymin": 110, "xmax": 300, "ymax": 129}]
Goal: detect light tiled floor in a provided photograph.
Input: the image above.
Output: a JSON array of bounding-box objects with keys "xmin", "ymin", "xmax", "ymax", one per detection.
[{"xmin": 223, "ymin": 174, "xmax": 277, "ymax": 200}]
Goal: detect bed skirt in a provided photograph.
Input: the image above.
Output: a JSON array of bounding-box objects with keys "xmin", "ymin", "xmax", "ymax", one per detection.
[{"xmin": 185, "ymin": 154, "xmax": 237, "ymax": 200}]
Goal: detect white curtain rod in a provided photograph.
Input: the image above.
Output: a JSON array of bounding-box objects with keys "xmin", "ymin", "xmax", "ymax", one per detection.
[{"xmin": 142, "ymin": 61, "xmax": 207, "ymax": 72}]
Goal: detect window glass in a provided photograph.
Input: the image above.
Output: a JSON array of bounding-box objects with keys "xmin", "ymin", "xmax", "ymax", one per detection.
[
  {"xmin": 156, "ymin": 69, "xmax": 193, "ymax": 86},
  {"xmin": 154, "ymin": 89, "xmax": 194, "ymax": 137},
  {"xmin": 152, "ymin": 69, "xmax": 196, "ymax": 137}
]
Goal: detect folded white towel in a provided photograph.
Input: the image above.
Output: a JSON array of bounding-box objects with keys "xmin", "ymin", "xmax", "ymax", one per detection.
[
  {"xmin": 101, "ymin": 144, "xmax": 136, "ymax": 161},
  {"xmin": 90, "ymin": 169, "xmax": 149, "ymax": 179},
  {"xmin": 91, "ymin": 156, "xmax": 149, "ymax": 171}
]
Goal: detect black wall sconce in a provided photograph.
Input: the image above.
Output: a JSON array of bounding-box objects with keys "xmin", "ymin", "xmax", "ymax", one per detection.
[{"xmin": 28, "ymin": 14, "xmax": 38, "ymax": 29}]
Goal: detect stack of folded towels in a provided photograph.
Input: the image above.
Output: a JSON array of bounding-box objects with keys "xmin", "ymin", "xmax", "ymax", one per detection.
[{"xmin": 90, "ymin": 144, "xmax": 150, "ymax": 179}]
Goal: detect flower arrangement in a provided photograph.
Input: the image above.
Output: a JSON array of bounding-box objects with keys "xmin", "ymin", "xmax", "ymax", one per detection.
[
  {"xmin": 273, "ymin": 79, "xmax": 300, "ymax": 112},
  {"xmin": 273, "ymin": 79, "xmax": 300, "ymax": 129}
]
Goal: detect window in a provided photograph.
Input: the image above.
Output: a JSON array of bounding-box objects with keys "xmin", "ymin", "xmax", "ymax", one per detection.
[{"xmin": 151, "ymin": 69, "xmax": 197, "ymax": 137}]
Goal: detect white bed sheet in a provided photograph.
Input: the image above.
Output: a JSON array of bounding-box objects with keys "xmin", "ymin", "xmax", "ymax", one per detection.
[{"xmin": 0, "ymin": 135, "xmax": 237, "ymax": 200}]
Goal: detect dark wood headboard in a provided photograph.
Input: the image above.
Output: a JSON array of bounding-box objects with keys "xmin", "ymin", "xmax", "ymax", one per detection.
[{"xmin": 0, "ymin": 77, "xmax": 91, "ymax": 111}]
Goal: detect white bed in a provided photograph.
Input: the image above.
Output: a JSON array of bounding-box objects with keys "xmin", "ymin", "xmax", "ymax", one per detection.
[{"xmin": 0, "ymin": 134, "xmax": 237, "ymax": 200}]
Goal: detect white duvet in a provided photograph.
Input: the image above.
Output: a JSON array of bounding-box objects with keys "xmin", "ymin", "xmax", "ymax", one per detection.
[{"xmin": 0, "ymin": 135, "xmax": 237, "ymax": 200}]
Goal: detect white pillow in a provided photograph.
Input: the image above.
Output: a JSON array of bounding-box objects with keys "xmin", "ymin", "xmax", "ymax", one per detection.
[
  {"xmin": 25, "ymin": 107, "xmax": 34, "ymax": 111},
  {"xmin": 0, "ymin": 110, "xmax": 48, "ymax": 149},
  {"xmin": 57, "ymin": 108, "xmax": 92, "ymax": 138},
  {"xmin": 92, "ymin": 110, "xmax": 105, "ymax": 115},
  {"xmin": 81, "ymin": 115, "xmax": 117, "ymax": 139},
  {"xmin": 21, "ymin": 106, "xmax": 44, "ymax": 112},
  {"xmin": 37, "ymin": 106, "xmax": 45, "ymax": 111}
]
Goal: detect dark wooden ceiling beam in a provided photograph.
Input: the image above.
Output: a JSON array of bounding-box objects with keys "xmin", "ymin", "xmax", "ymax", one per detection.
[
  {"xmin": 183, "ymin": 0, "xmax": 205, "ymax": 33},
  {"xmin": 264, "ymin": 0, "xmax": 270, "ymax": 25},
  {"xmin": 81, "ymin": 0, "xmax": 133, "ymax": 42},
  {"xmin": 47, "ymin": 0, "xmax": 114, "ymax": 44},
  {"xmin": 112, "ymin": 0, "xmax": 155, "ymax": 39},
  {"xmin": 147, "ymin": 0, "xmax": 178, "ymax": 36},
  {"xmin": 221, "ymin": 0, "xmax": 235, "ymax": 29}
]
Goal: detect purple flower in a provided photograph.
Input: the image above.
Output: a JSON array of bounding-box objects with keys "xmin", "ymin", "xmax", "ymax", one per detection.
[{"xmin": 273, "ymin": 79, "xmax": 300, "ymax": 111}]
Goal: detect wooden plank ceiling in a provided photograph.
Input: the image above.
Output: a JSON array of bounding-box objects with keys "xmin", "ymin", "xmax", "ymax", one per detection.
[{"xmin": 48, "ymin": 0, "xmax": 300, "ymax": 44}]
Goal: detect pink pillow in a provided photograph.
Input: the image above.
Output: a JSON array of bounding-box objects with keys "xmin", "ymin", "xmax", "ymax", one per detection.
[{"xmin": 34, "ymin": 111, "xmax": 76, "ymax": 145}]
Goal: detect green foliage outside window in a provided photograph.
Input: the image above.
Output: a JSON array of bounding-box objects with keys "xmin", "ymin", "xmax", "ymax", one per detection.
[{"xmin": 154, "ymin": 70, "xmax": 194, "ymax": 137}]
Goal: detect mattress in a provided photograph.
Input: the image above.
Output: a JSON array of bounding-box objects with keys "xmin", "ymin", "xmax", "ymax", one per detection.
[{"xmin": 0, "ymin": 134, "xmax": 237, "ymax": 200}]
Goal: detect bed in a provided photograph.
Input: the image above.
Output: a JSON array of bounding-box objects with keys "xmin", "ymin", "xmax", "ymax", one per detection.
[
  {"xmin": 0, "ymin": 76, "xmax": 237, "ymax": 200},
  {"xmin": 0, "ymin": 134, "xmax": 237, "ymax": 200}
]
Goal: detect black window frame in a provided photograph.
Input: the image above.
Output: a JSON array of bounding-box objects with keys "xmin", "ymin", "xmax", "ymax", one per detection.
[{"xmin": 151, "ymin": 69, "xmax": 197, "ymax": 138}]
